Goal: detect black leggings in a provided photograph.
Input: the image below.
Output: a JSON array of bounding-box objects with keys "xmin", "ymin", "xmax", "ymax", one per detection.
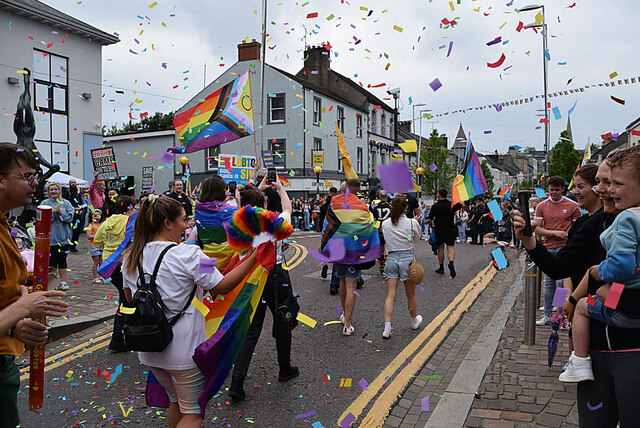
[{"xmin": 577, "ymin": 350, "xmax": 640, "ymax": 427}]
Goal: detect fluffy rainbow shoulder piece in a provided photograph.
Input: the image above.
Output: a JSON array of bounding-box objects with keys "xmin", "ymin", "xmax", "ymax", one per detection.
[{"xmin": 223, "ymin": 205, "xmax": 294, "ymax": 252}]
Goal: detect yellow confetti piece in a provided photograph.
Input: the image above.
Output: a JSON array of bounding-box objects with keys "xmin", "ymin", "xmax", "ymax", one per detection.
[
  {"xmin": 609, "ymin": 72, "xmax": 618, "ymax": 79},
  {"xmin": 534, "ymin": 11, "xmax": 544, "ymax": 25},
  {"xmin": 134, "ymin": 98, "xmax": 143, "ymax": 104},
  {"xmin": 148, "ymin": 1, "xmax": 157, "ymax": 8},
  {"xmin": 340, "ymin": 378, "xmax": 352, "ymax": 387},
  {"xmin": 296, "ymin": 313, "xmax": 317, "ymax": 328},
  {"xmin": 449, "ymin": 1, "xmax": 455, "ymax": 11},
  {"xmin": 393, "ymin": 25, "xmax": 403, "ymax": 33},
  {"xmin": 360, "ymin": 6, "xmax": 368, "ymax": 11},
  {"xmin": 66, "ymin": 370, "xmax": 73, "ymax": 378},
  {"xmin": 119, "ymin": 403, "xmax": 133, "ymax": 418},
  {"xmin": 385, "ymin": 63, "xmax": 390, "ymax": 70},
  {"xmin": 323, "ymin": 320, "xmax": 342, "ymax": 326},
  {"xmin": 499, "ymin": 21, "xmax": 507, "ymax": 29},
  {"xmin": 191, "ymin": 298, "xmax": 210, "ymax": 317}
]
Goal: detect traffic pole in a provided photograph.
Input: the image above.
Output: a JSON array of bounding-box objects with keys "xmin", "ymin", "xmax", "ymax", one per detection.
[
  {"xmin": 29, "ymin": 205, "xmax": 52, "ymax": 410},
  {"xmin": 524, "ymin": 263, "xmax": 538, "ymax": 345}
]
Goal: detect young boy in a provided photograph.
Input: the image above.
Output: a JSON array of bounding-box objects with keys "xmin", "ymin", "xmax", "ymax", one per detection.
[{"xmin": 560, "ymin": 146, "xmax": 640, "ymax": 382}]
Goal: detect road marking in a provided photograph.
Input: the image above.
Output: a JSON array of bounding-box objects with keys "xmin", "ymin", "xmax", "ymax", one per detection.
[
  {"xmin": 20, "ymin": 333, "xmax": 112, "ymax": 381},
  {"xmin": 286, "ymin": 243, "xmax": 308, "ymax": 270},
  {"xmin": 337, "ymin": 263, "xmax": 497, "ymax": 427}
]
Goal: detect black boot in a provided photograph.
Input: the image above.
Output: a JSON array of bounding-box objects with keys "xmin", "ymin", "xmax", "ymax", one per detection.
[
  {"xmin": 435, "ymin": 264, "xmax": 445, "ymax": 274},
  {"xmin": 278, "ymin": 366, "xmax": 299, "ymax": 382},
  {"xmin": 356, "ymin": 277, "xmax": 364, "ymax": 289},
  {"xmin": 228, "ymin": 376, "xmax": 246, "ymax": 402},
  {"xmin": 321, "ymin": 264, "xmax": 328, "ymax": 278},
  {"xmin": 448, "ymin": 261, "xmax": 456, "ymax": 278},
  {"xmin": 330, "ymin": 283, "xmax": 339, "ymax": 295}
]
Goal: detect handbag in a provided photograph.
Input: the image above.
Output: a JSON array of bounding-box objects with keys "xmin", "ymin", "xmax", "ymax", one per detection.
[
  {"xmin": 407, "ymin": 228, "xmax": 425, "ymax": 285},
  {"xmin": 272, "ymin": 255, "xmax": 300, "ymax": 338}
]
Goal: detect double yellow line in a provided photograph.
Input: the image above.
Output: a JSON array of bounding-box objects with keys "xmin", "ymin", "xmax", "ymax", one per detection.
[
  {"xmin": 285, "ymin": 242, "xmax": 308, "ymax": 271},
  {"xmin": 337, "ymin": 263, "xmax": 498, "ymax": 428}
]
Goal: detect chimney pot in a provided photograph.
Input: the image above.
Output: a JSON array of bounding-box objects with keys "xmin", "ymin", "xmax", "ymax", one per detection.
[{"xmin": 238, "ymin": 40, "xmax": 261, "ymax": 62}]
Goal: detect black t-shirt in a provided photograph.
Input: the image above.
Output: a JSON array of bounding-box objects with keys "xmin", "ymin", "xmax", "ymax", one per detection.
[
  {"xmin": 427, "ymin": 199, "xmax": 462, "ymax": 232},
  {"xmin": 402, "ymin": 194, "xmax": 419, "ymax": 218},
  {"xmin": 62, "ymin": 189, "xmax": 83, "ymax": 208},
  {"xmin": 370, "ymin": 200, "xmax": 392, "ymax": 223},
  {"xmin": 169, "ymin": 192, "xmax": 193, "ymax": 217}
]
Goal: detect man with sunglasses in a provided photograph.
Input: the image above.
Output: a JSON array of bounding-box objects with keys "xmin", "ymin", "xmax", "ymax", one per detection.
[{"xmin": 0, "ymin": 142, "xmax": 60, "ymax": 428}]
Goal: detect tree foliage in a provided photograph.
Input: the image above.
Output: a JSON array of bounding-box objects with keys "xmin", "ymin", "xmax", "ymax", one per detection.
[
  {"xmin": 548, "ymin": 130, "xmax": 582, "ymax": 182},
  {"xmin": 480, "ymin": 160, "xmax": 495, "ymax": 197},
  {"xmin": 412, "ymin": 129, "xmax": 457, "ymax": 197},
  {"xmin": 103, "ymin": 111, "xmax": 175, "ymax": 136}
]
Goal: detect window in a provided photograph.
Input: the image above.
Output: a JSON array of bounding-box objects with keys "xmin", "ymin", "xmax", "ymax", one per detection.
[
  {"xmin": 270, "ymin": 139, "xmax": 285, "ymax": 166},
  {"xmin": 357, "ymin": 147, "xmax": 363, "ymax": 174},
  {"xmin": 314, "ymin": 137, "xmax": 322, "ymax": 151},
  {"xmin": 33, "ymin": 49, "xmax": 69, "ymax": 172},
  {"xmin": 268, "ymin": 93, "xmax": 285, "ymax": 123},
  {"xmin": 356, "ymin": 114, "xmax": 363, "ymax": 138},
  {"xmin": 381, "ymin": 114, "xmax": 386, "ymax": 137},
  {"xmin": 380, "ymin": 151, "xmax": 386, "ymax": 165},
  {"xmin": 313, "ymin": 97, "xmax": 321, "ymax": 125},
  {"xmin": 206, "ymin": 145, "xmax": 220, "ymax": 170},
  {"xmin": 371, "ymin": 149, "xmax": 377, "ymax": 169},
  {"xmin": 371, "ymin": 110, "xmax": 377, "ymax": 131},
  {"xmin": 337, "ymin": 106, "xmax": 344, "ymax": 133},
  {"xmin": 389, "ymin": 117, "xmax": 394, "ymax": 138}
]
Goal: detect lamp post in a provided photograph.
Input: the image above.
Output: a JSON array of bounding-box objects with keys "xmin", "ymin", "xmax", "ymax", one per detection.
[
  {"xmin": 521, "ymin": 4, "xmax": 549, "ymax": 176},
  {"xmin": 178, "ymin": 155, "xmax": 190, "ymax": 176},
  {"xmin": 418, "ymin": 108, "xmax": 432, "ymax": 184},
  {"xmin": 416, "ymin": 166, "xmax": 425, "ymax": 199},
  {"xmin": 387, "ymin": 87, "xmax": 400, "ymax": 146},
  {"xmin": 314, "ymin": 165, "xmax": 323, "ymax": 200},
  {"xmin": 412, "ymin": 103, "xmax": 426, "ymax": 134}
]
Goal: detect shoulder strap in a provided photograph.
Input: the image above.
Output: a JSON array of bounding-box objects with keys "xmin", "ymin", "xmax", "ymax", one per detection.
[
  {"xmin": 169, "ymin": 282, "xmax": 198, "ymax": 325},
  {"xmin": 151, "ymin": 243, "xmax": 178, "ymax": 282}
]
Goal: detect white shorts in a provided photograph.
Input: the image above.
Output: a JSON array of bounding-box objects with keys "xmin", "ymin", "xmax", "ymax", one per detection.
[{"xmin": 149, "ymin": 366, "xmax": 206, "ymax": 414}]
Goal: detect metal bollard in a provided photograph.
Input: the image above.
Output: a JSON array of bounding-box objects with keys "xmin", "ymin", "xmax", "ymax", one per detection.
[{"xmin": 524, "ymin": 263, "xmax": 538, "ymax": 345}]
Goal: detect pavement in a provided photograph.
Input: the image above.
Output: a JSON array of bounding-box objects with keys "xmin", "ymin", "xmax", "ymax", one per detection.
[{"xmin": 381, "ymin": 257, "xmax": 579, "ymax": 428}]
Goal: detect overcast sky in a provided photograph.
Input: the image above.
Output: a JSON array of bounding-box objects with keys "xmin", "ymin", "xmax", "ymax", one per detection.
[{"xmin": 39, "ymin": 0, "xmax": 640, "ymax": 155}]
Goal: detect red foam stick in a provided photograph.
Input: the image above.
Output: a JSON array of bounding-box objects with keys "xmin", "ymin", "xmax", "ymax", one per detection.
[{"xmin": 604, "ymin": 283, "xmax": 625, "ymax": 310}]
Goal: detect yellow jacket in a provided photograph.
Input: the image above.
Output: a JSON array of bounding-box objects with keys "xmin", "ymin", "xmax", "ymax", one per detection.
[{"xmin": 94, "ymin": 214, "xmax": 129, "ymax": 260}]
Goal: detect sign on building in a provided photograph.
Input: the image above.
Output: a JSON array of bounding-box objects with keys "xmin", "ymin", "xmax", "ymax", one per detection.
[
  {"xmin": 312, "ymin": 150, "xmax": 324, "ymax": 166},
  {"xmin": 261, "ymin": 150, "xmax": 274, "ymax": 168},
  {"xmin": 142, "ymin": 166, "xmax": 154, "ymax": 191},
  {"xmin": 218, "ymin": 154, "xmax": 256, "ymax": 184},
  {"xmin": 91, "ymin": 147, "xmax": 119, "ymax": 181}
]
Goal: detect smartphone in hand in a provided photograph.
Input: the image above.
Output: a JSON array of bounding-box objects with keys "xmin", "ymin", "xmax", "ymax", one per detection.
[
  {"xmin": 228, "ymin": 181, "xmax": 237, "ymax": 195},
  {"xmin": 518, "ymin": 191, "xmax": 532, "ymax": 237},
  {"xmin": 267, "ymin": 168, "xmax": 277, "ymax": 184}
]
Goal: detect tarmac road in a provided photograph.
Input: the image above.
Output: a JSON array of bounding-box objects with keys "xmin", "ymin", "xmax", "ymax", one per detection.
[{"xmin": 17, "ymin": 232, "xmax": 494, "ymax": 427}]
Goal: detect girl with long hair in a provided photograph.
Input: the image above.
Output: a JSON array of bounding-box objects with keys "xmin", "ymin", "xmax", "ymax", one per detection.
[
  {"xmin": 122, "ymin": 196, "xmax": 257, "ymax": 428},
  {"xmin": 380, "ymin": 195, "xmax": 423, "ymax": 338}
]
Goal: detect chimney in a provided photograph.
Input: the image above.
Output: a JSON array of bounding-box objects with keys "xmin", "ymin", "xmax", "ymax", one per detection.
[
  {"xmin": 238, "ymin": 39, "xmax": 261, "ymax": 62},
  {"xmin": 302, "ymin": 44, "xmax": 331, "ymax": 89}
]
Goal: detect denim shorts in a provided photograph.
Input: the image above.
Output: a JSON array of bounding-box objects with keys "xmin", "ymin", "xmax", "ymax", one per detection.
[
  {"xmin": 384, "ymin": 250, "xmax": 413, "ymax": 281},
  {"xmin": 149, "ymin": 366, "xmax": 206, "ymax": 414},
  {"xmin": 334, "ymin": 263, "xmax": 361, "ymax": 278},
  {"xmin": 88, "ymin": 245, "xmax": 103, "ymax": 257},
  {"xmin": 587, "ymin": 299, "xmax": 640, "ymax": 328}
]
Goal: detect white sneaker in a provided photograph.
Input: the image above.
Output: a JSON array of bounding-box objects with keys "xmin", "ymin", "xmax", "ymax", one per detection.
[
  {"xmin": 411, "ymin": 315, "xmax": 423, "ymax": 330},
  {"xmin": 340, "ymin": 314, "xmax": 345, "ymax": 324},
  {"xmin": 56, "ymin": 282, "xmax": 69, "ymax": 291},
  {"xmin": 559, "ymin": 352, "xmax": 595, "ymax": 383},
  {"xmin": 382, "ymin": 327, "xmax": 392, "ymax": 339},
  {"xmin": 536, "ymin": 315, "xmax": 550, "ymax": 326},
  {"xmin": 342, "ymin": 325, "xmax": 355, "ymax": 336}
]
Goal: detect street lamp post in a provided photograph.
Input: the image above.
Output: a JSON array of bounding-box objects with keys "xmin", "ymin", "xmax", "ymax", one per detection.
[
  {"xmin": 387, "ymin": 88, "xmax": 400, "ymax": 146},
  {"xmin": 412, "ymin": 103, "xmax": 426, "ymax": 135},
  {"xmin": 521, "ymin": 4, "xmax": 549, "ymax": 176},
  {"xmin": 314, "ymin": 165, "xmax": 323, "ymax": 200}
]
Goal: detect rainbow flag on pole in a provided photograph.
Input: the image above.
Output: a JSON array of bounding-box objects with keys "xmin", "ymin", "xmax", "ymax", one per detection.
[
  {"xmin": 451, "ymin": 136, "xmax": 487, "ymax": 206},
  {"xmin": 170, "ymin": 71, "xmax": 254, "ymax": 153},
  {"xmin": 499, "ymin": 183, "xmax": 513, "ymax": 198}
]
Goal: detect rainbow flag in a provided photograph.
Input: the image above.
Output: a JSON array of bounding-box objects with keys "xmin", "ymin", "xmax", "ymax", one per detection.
[
  {"xmin": 499, "ymin": 184, "xmax": 513, "ymax": 198},
  {"xmin": 195, "ymin": 200, "xmax": 236, "ymax": 245},
  {"xmin": 451, "ymin": 136, "xmax": 487, "ymax": 206},
  {"xmin": 169, "ymin": 71, "xmax": 254, "ymax": 154},
  {"xmin": 97, "ymin": 211, "xmax": 137, "ymax": 278},
  {"xmin": 320, "ymin": 192, "xmax": 381, "ymax": 264}
]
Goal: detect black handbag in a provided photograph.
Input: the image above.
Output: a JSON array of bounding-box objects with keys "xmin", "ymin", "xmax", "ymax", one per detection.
[{"xmin": 272, "ymin": 258, "xmax": 299, "ymax": 338}]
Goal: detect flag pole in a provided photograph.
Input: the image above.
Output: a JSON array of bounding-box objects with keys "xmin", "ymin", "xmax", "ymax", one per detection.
[
  {"xmin": 259, "ymin": 0, "xmax": 267, "ymax": 156},
  {"xmin": 248, "ymin": 68, "xmax": 260, "ymax": 169}
]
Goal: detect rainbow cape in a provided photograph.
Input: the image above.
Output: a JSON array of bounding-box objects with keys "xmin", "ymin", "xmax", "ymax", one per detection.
[
  {"xmin": 499, "ymin": 184, "xmax": 513, "ymax": 198},
  {"xmin": 320, "ymin": 192, "xmax": 381, "ymax": 264},
  {"xmin": 451, "ymin": 136, "xmax": 487, "ymax": 206},
  {"xmin": 195, "ymin": 200, "xmax": 236, "ymax": 245},
  {"xmin": 169, "ymin": 71, "xmax": 254, "ymax": 154}
]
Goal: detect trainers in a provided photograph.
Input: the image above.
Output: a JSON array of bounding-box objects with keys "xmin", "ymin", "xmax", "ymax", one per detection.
[
  {"xmin": 411, "ymin": 315, "xmax": 423, "ymax": 330},
  {"xmin": 559, "ymin": 352, "xmax": 595, "ymax": 383},
  {"xmin": 382, "ymin": 327, "xmax": 392, "ymax": 339},
  {"xmin": 536, "ymin": 315, "xmax": 550, "ymax": 326},
  {"xmin": 342, "ymin": 325, "xmax": 355, "ymax": 336},
  {"xmin": 56, "ymin": 282, "xmax": 69, "ymax": 291},
  {"xmin": 321, "ymin": 264, "xmax": 328, "ymax": 279},
  {"xmin": 340, "ymin": 313, "xmax": 345, "ymax": 324}
]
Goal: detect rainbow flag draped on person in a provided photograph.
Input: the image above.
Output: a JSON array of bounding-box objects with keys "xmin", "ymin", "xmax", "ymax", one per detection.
[
  {"xmin": 451, "ymin": 136, "xmax": 487, "ymax": 206},
  {"xmin": 195, "ymin": 200, "xmax": 236, "ymax": 245},
  {"xmin": 499, "ymin": 184, "xmax": 513, "ymax": 198},
  {"xmin": 320, "ymin": 192, "xmax": 381, "ymax": 264},
  {"xmin": 169, "ymin": 71, "xmax": 254, "ymax": 154}
]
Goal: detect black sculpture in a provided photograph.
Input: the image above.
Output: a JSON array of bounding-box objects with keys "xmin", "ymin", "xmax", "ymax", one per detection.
[{"xmin": 14, "ymin": 67, "xmax": 60, "ymax": 226}]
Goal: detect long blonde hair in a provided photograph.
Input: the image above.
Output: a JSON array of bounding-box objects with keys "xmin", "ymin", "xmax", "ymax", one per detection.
[{"xmin": 123, "ymin": 196, "xmax": 184, "ymax": 274}]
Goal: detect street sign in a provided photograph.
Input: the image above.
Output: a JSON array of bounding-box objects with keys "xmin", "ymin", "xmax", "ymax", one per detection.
[
  {"xmin": 312, "ymin": 150, "xmax": 324, "ymax": 166},
  {"xmin": 91, "ymin": 147, "xmax": 119, "ymax": 181},
  {"xmin": 142, "ymin": 166, "xmax": 154, "ymax": 191},
  {"xmin": 261, "ymin": 150, "xmax": 274, "ymax": 168}
]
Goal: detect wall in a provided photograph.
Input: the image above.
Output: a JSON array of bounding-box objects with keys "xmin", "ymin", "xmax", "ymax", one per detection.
[{"xmin": 0, "ymin": 9, "xmax": 105, "ymax": 177}]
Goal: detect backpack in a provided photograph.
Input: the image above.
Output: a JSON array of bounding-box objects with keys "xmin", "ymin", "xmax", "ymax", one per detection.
[{"xmin": 120, "ymin": 244, "xmax": 197, "ymax": 352}]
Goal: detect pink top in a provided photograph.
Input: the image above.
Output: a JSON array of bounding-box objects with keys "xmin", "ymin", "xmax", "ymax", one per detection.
[
  {"xmin": 89, "ymin": 179, "xmax": 105, "ymax": 209},
  {"xmin": 534, "ymin": 196, "xmax": 581, "ymax": 249}
]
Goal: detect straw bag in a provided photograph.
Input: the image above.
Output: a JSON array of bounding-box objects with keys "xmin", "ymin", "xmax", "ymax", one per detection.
[{"xmin": 407, "ymin": 249, "xmax": 424, "ymax": 285}]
